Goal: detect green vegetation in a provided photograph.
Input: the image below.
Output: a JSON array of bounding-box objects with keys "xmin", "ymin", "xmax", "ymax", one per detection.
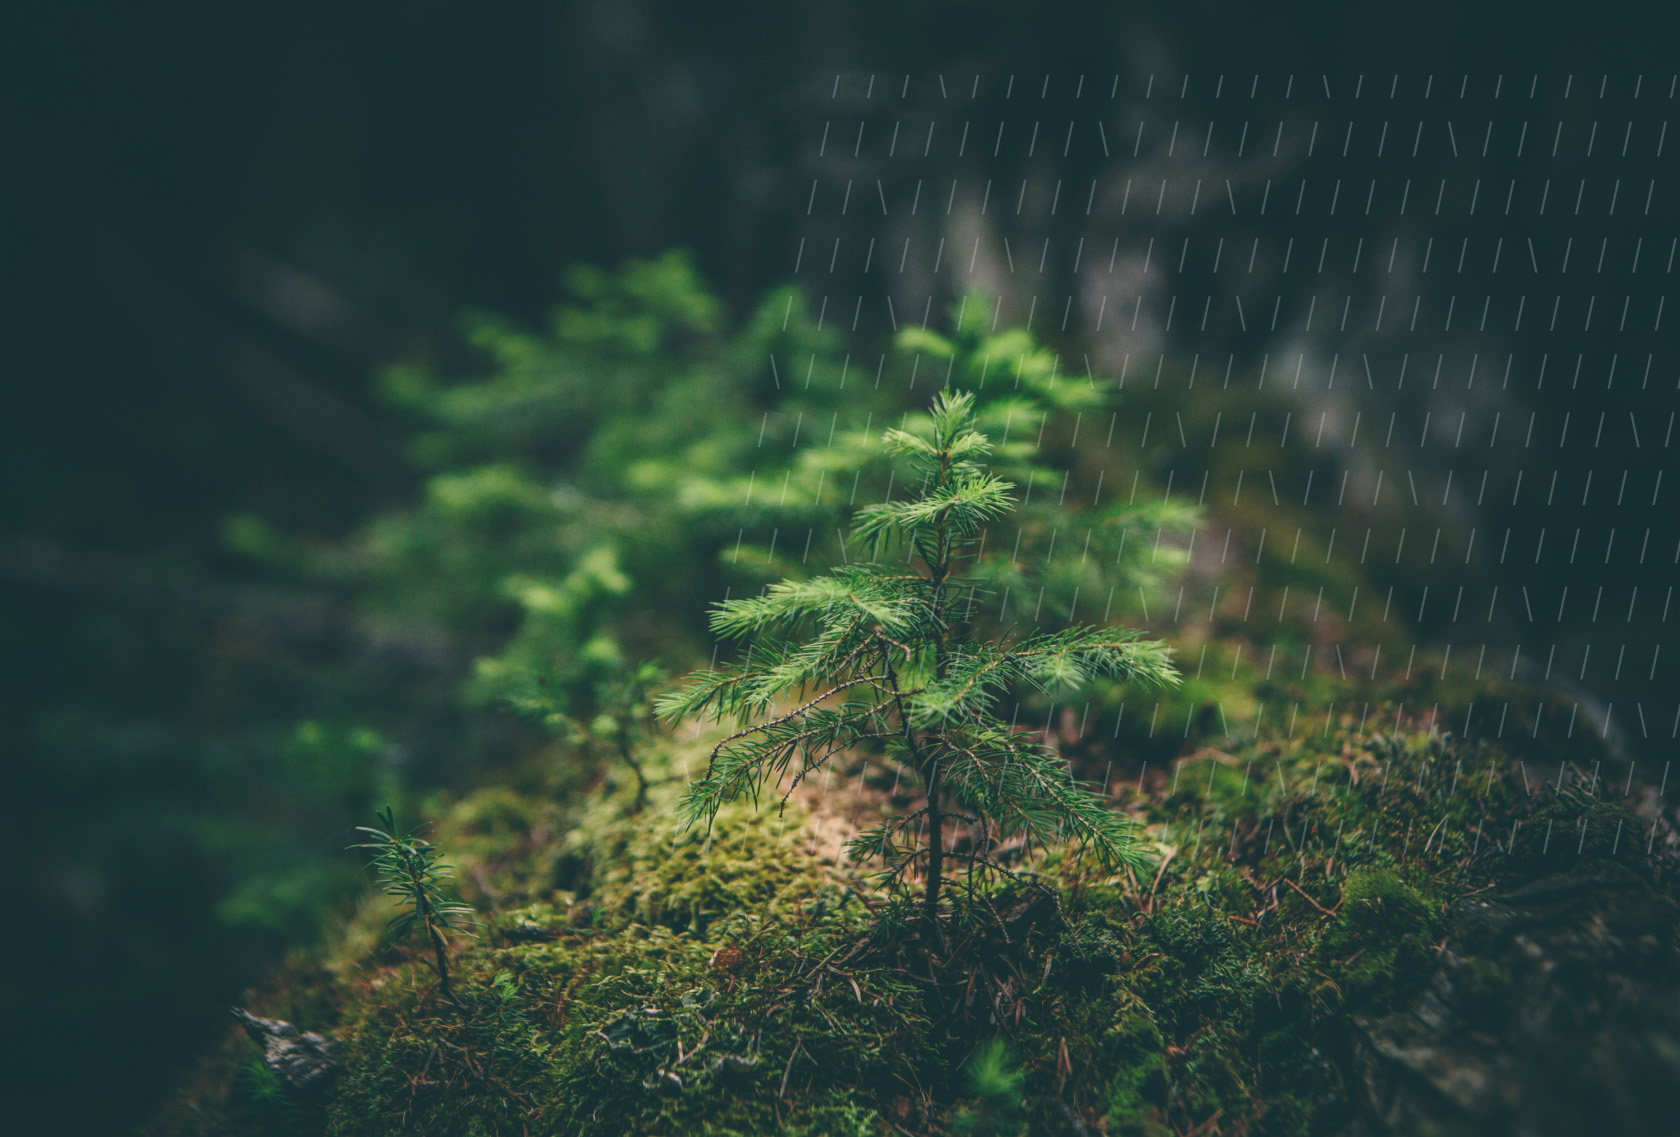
[
  {"xmin": 144, "ymin": 256, "xmax": 1679, "ymax": 1136},
  {"xmin": 661, "ymin": 389, "xmax": 1177, "ymax": 931},
  {"xmin": 516, "ymin": 660, "xmax": 669, "ymax": 813},
  {"xmin": 352, "ymin": 808, "xmax": 480, "ymax": 1007},
  {"xmin": 202, "ymin": 251, "xmax": 1195, "ymax": 946},
  {"xmin": 152, "ymin": 709, "xmax": 1677, "ymax": 1136}
]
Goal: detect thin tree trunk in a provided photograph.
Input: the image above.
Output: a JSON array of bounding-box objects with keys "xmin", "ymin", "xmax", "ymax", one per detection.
[
  {"xmin": 879, "ymin": 632, "xmax": 942, "ymax": 934},
  {"xmin": 427, "ymin": 919, "xmax": 459, "ymax": 1005},
  {"xmin": 920, "ymin": 461, "xmax": 951, "ymax": 936},
  {"xmin": 923, "ymin": 759, "xmax": 943, "ymax": 931}
]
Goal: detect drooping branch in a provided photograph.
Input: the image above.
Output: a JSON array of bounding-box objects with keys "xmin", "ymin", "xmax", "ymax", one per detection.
[{"xmin": 699, "ymin": 673, "xmax": 890, "ymax": 774}]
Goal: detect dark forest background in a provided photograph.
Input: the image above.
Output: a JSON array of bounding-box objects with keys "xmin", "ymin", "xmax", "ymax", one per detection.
[{"xmin": 1, "ymin": 2, "xmax": 1673, "ymax": 1131}]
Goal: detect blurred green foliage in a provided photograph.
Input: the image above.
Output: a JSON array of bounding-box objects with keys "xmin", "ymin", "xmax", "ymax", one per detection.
[{"xmin": 199, "ymin": 250, "xmax": 1200, "ymax": 956}]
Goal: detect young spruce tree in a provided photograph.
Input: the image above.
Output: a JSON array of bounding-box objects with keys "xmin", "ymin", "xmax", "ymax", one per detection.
[
  {"xmin": 353, "ymin": 808, "xmax": 479, "ymax": 1005},
  {"xmin": 660, "ymin": 390, "xmax": 1179, "ymax": 932}
]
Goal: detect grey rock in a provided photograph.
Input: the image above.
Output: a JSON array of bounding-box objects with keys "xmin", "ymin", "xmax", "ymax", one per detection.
[{"xmin": 231, "ymin": 1007, "xmax": 340, "ymax": 1095}]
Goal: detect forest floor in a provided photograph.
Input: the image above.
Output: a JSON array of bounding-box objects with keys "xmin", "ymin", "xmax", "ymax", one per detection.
[{"xmin": 149, "ymin": 696, "xmax": 1680, "ymax": 1136}]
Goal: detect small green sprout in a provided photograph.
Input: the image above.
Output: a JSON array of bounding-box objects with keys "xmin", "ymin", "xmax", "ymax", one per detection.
[{"xmin": 352, "ymin": 807, "xmax": 480, "ymax": 1006}]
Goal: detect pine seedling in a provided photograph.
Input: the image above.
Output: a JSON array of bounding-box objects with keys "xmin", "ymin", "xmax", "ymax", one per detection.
[
  {"xmin": 575, "ymin": 661, "xmax": 667, "ymax": 812},
  {"xmin": 512, "ymin": 658, "xmax": 667, "ymax": 812},
  {"xmin": 659, "ymin": 390, "xmax": 1179, "ymax": 934},
  {"xmin": 352, "ymin": 808, "xmax": 479, "ymax": 1006}
]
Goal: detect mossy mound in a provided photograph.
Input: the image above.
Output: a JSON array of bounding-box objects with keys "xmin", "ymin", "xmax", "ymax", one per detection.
[{"xmin": 149, "ymin": 713, "xmax": 1679, "ymax": 1136}]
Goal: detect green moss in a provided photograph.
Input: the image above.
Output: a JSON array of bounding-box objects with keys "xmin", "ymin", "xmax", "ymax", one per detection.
[
  {"xmin": 269, "ymin": 748, "xmax": 926, "ymax": 1135},
  {"xmin": 1095, "ymin": 996, "xmax": 1169, "ymax": 1133},
  {"xmin": 1317, "ymin": 867, "xmax": 1438, "ymax": 1012},
  {"xmin": 152, "ymin": 713, "xmax": 1678, "ymax": 1137}
]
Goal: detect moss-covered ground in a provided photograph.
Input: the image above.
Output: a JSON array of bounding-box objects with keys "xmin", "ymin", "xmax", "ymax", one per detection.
[{"xmin": 149, "ymin": 683, "xmax": 1679, "ymax": 1136}]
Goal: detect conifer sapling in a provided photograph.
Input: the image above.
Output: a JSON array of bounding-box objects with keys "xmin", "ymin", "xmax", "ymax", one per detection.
[
  {"xmin": 513, "ymin": 659, "xmax": 666, "ymax": 812},
  {"xmin": 659, "ymin": 391, "xmax": 1179, "ymax": 932},
  {"xmin": 353, "ymin": 807, "xmax": 479, "ymax": 1005},
  {"xmin": 576, "ymin": 661, "xmax": 666, "ymax": 812}
]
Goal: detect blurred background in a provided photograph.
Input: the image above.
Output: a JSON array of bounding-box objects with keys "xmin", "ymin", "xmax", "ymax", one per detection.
[{"xmin": 1, "ymin": 2, "xmax": 1674, "ymax": 1131}]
